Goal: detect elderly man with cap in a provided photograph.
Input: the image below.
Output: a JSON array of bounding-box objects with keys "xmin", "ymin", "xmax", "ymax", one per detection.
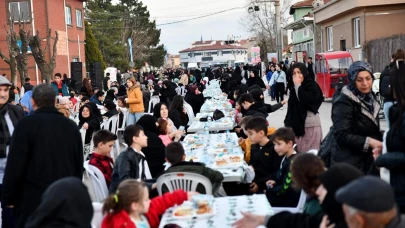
[
  {"xmin": 336, "ymin": 176, "xmax": 405, "ymax": 228},
  {"xmin": 0, "ymin": 76, "xmax": 24, "ymax": 227}
]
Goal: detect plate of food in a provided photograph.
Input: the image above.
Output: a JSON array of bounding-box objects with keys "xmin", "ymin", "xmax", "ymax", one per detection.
[
  {"xmin": 209, "ymin": 148, "xmax": 229, "ymax": 154},
  {"xmin": 212, "ymin": 155, "xmax": 244, "ymax": 168},
  {"xmin": 214, "ymin": 143, "xmax": 226, "ymax": 148},
  {"xmin": 173, "ymin": 196, "xmax": 215, "ymax": 220}
]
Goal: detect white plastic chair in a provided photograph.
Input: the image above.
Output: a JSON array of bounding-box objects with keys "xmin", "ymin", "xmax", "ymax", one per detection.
[
  {"xmin": 147, "ymin": 96, "xmax": 160, "ymax": 113},
  {"xmin": 91, "ymin": 202, "xmax": 103, "ymax": 228},
  {"xmin": 183, "ymin": 102, "xmax": 195, "ymax": 125},
  {"xmin": 156, "ymin": 172, "xmax": 212, "ymax": 196},
  {"xmin": 80, "ymin": 129, "xmax": 88, "ymax": 162},
  {"xmin": 272, "ymin": 190, "xmax": 307, "ymax": 214},
  {"xmin": 83, "ymin": 161, "xmax": 109, "ymax": 202}
]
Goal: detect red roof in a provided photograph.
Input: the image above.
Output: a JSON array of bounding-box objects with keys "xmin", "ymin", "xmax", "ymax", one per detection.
[
  {"xmin": 179, "ymin": 43, "xmax": 247, "ymax": 53},
  {"xmin": 191, "ymin": 40, "xmax": 214, "ymax": 45}
]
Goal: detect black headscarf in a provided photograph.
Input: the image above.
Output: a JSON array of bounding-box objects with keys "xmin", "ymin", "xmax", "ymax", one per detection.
[
  {"xmin": 105, "ymin": 89, "xmax": 116, "ymax": 101},
  {"xmin": 86, "ymin": 102, "xmax": 103, "ymax": 123},
  {"xmin": 117, "ymin": 85, "xmax": 127, "ymax": 97},
  {"xmin": 25, "ymin": 177, "xmax": 93, "ymax": 228},
  {"xmin": 284, "ymin": 62, "xmax": 323, "ymax": 137},
  {"xmin": 137, "ymin": 115, "xmax": 159, "ymax": 135},
  {"xmin": 153, "ymin": 102, "xmax": 168, "ymax": 119},
  {"xmin": 319, "ymin": 164, "xmax": 363, "ymax": 228}
]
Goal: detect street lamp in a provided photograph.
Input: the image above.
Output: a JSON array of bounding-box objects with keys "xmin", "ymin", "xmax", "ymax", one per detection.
[{"xmin": 249, "ymin": 0, "xmax": 282, "ymax": 62}]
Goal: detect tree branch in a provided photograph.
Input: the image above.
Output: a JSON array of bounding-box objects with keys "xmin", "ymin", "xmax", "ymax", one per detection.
[{"xmin": 0, "ymin": 49, "xmax": 11, "ymax": 65}]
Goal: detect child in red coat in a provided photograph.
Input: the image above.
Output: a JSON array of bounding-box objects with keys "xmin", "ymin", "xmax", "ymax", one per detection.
[{"xmin": 102, "ymin": 179, "xmax": 196, "ymax": 228}]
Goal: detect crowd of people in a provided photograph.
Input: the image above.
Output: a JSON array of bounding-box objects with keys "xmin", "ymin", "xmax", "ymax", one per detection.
[{"xmin": 0, "ymin": 51, "xmax": 404, "ymax": 228}]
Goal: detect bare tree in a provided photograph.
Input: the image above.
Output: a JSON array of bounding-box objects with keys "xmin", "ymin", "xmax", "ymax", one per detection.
[
  {"xmin": 17, "ymin": 22, "xmax": 32, "ymax": 84},
  {"xmin": 29, "ymin": 30, "xmax": 58, "ymax": 83},
  {"xmin": 240, "ymin": 0, "xmax": 292, "ymax": 63},
  {"xmin": 0, "ymin": 18, "xmax": 22, "ymax": 84}
]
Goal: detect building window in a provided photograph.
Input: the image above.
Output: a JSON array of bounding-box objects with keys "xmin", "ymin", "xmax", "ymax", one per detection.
[
  {"xmin": 353, "ymin": 18, "xmax": 360, "ymax": 47},
  {"xmin": 65, "ymin": 6, "xmax": 72, "ymax": 25},
  {"xmin": 72, "ymin": 58, "xmax": 80, "ymax": 62},
  {"xmin": 8, "ymin": 2, "xmax": 30, "ymax": 22},
  {"xmin": 76, "ymin": 10, "xmax": 83, "ymax": 28},
  {"xmin": 327, "ymin": 26, "xmax": 333, "ymax": 51}
]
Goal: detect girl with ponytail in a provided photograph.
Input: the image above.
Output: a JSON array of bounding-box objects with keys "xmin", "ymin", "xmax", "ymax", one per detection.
[{"xmin": 102, "ymin": 179, "xmax": 196, "ymax": 228}]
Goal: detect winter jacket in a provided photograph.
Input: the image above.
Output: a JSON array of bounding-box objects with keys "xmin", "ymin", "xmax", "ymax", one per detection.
[
  {"xmin": 250, "ymin": 140, "xmax": 282, "ymax": 190},
  {"xmin": 266, "ymin": 71, "xmax": 273, "ymax": 82},
  {"xmin": 109, "ymin": 147, "xmax": 149, "ymax": 193},
  {"xmin": 266, "ymin": 154, "xmax": 300, "ymax": 207},
  {"xmin": 376, "ymin": 104, "xmax": 405, "ymax": 209},
  {"xmin": 331, "ymin": 86, "xmax": 381, "ymax": 175},
  {"xmin": 247, "ymin": 77, "xmax": 266, "ymax": 89},
  {"xmin": 379, "ymin": 62, "xmax": 395, "ymax": 103},
  {"xmin": 102, "ymin": 190, "xmax": 188, "ymax": 228},
  {"xmin": 240, "ymin": 127, "xmax": 276, "ymax": 163},
  {"xmin": 185, "ymin": 93, "xmax": 204, "ymax": 115},
  {"xmin": 51, "ymin": 82, "xmax": 69, "ymax": 96},
  {"xmin": 90, "ymin": 95, "xmax": 102, "ymax": 105},
  {"xmin": 163, "ymin": 161, "xmax": 224, "ymax": 194},
  {"xmin": 244, "ymin": 103, "xmax": 268, "ymax": 118},
  {"xmin": 127, "ymin": 86, "xmax": 144, "ymax": 113}
]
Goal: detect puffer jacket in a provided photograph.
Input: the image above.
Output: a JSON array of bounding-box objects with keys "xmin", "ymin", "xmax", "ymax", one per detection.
[
  {"xmin": 126, "ymin": 85, "xmax": 144, "ymax": 113},
  {"xmin": 376, "ymin": 104, "xmax": 405, "ymax": 211},
  {"xmin": 244, "ymin": 103, "xmax": 268, "ymax": 118},
  {"xmin": 331, "ymin": 86, "xmax": 381, "ymax": 175}
]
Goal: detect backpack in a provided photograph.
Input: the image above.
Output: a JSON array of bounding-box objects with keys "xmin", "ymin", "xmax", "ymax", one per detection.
[{"xmin": 380, "ymin": 73, "xmax": 391, "ymax": 97}]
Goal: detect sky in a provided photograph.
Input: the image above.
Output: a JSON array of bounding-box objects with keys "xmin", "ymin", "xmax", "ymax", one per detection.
[{"xmin": 113, "ymin": 0, "xmax": 251, "ymax": 54}]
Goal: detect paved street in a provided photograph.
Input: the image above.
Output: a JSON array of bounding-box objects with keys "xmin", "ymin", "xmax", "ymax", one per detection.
[{"xmin": 264, "ymin": 95, "xmax": 388, "ymax": 138}]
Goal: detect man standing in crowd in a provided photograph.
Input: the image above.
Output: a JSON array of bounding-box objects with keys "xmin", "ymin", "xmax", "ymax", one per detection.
[
  {"xmin": 306, "ymin": 57, "xmax": 316, "ymax": 81},
  {"xmin": 0, "ymin": 76, "xmax": 24, "ymax": 228},
  {"xmin": 2, "ymin": 84, "xmax": 83, "ymax": 227},
  {"xmin": 103, "ymin": 72, "xmax": 111, "ymax": 92},
  {"xmin": 51, "ymin": 73, "xmax": 69, "ymax": 96},
  {"xmin": 116, "ymin": 69, "xmax": 122, "ymax": 85},
  {"xmin": 22, "ymin": 77, "xmax": 34, "ymax": 93}
]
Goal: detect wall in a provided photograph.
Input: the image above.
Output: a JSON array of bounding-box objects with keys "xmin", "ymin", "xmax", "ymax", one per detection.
[{"xmin": 294, "ymin": 8, "xmax": 312, "ymax": 21}]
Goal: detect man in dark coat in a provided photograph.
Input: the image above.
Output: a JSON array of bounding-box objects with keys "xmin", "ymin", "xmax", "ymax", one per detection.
[
  {"xmin": 2, "ymin": 84, "xmax": 83, "ymax": 228},
  {"xmin": 0, "ymin": 76, "xmax": 24, "ymax": 228}
]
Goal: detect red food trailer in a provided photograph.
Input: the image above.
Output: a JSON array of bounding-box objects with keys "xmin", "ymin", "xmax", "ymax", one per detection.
[{"xmin": 315, "ymin": 51, "xmax": 353, "ymax": 98}]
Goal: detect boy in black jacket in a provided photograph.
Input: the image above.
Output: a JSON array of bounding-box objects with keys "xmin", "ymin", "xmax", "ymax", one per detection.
[
  {"xmin": 265, "ymin": 127, "xmax": 301, "ymax": 207},
  {"xmin": 245, "ymin": 117, "xmax": 282, "ymax": 193},
  {"xmin": 239, "ymin": 93, "xmax": 268, "ymax": 118}
]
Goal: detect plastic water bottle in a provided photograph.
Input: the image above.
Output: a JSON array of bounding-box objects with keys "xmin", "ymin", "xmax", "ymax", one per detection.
[{"xmin": 204, "ymin": 123, "xmax": 209, "ymax": 141}]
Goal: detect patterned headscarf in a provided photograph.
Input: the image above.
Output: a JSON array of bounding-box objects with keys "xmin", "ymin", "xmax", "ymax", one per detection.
[{"xmin": 347, "ymin": 61, "xmax": 375, "ymax": 113}]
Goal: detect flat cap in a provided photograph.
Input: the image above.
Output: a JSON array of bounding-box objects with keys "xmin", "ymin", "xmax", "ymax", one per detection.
[
  {"xmin": 336, "ymin": 176, "xmax": 396, "ymax": 213},
  {"xmin": 0, "ymin": 76, "xmax": 12, "ymax": 86}
]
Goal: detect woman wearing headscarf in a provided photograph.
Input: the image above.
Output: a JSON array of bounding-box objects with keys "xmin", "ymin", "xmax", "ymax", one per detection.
[
  {"xmin": 159, "ymin": 81, "xmax": 177, "ymax": 105},
  {"xmin": 331, "ymin": 61, "xmax": 382, "ymax": 175},
  {"xmin": 169, "ymin": 95, "xmax": 189, "ymax": 129},
  {"xmin": 117, "ymin": 85, "xmax": 127, "ymax": 97},
  {"xmin": 136, "ymin": 115, "xmax": 166, "ymax": 178},
  {"xmin": 25, "ymin": 177, "xmax": 93, "ymax": 228},
  {"xmin": 284, "ymin": 62, "xmax": 323, "ymax": 153},
  {"xmin": 78, "ymin": 103, "xmax": 101, "ymax": 157},
  {"xmin": 247, "ymin": 69, "xmax": 266, "ymax": 90},
  {"xmin": 105, "ymin": 89, "xmax": 116, "ymax": 101},
  {"xmin": 20, "ymin": 90, "xmax": 34, "ymax": 115},
  {"xmin": 185, "ymin": 84, "xmax": 205, "ymax": 115}
]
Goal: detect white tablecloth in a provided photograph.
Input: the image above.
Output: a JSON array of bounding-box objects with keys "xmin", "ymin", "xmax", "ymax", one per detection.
[
  {"xmin": 159, "ymin": 195, "xmax": 274, "ymax": 228},
  {"xmin": 187, "ymin": 118, "xmax": 235, "ymax": 133},
  {"xmin": 182, "ymin": 133, "xmax": 245, "ymax": 182},
  {"xmin": 200, "ymin": 99, "xmax": 232, "ymax": 113}
]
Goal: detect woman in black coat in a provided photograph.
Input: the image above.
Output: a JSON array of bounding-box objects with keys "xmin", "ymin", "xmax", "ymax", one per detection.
[
  {"xmin": 169, "ymin": 95, "xmax": 189, "ymax": 129},
  {"xmin": 375, "ymin": 59, "xmax": 405, "ymax": 212},
  {"xmin": 284, "ymin": 63, "xmax": 323, "ymax": 153},
  {"xmin": 78, "ymin": 104, "xmax": 101, "ymax": 156},
  {"xmin": 185, "ymin": 85, "xmax": 205, "ymax": 115},
  {"xmin": 159, "ymin": 81, "xmax": 177, "ymax": 105},
  {"xmin": 136, "ymin": 115, "xmax": 166, "ymax": 178},
  {"xmin": 247, "ymin": 69, "xmax": 265, "ymax": 89},
  {"xmin": 331, "ymin": 61, "xmax": 382, "ymax": 175}
]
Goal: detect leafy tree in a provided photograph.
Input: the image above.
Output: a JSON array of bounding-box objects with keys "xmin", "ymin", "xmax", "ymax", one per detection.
[{"xmin": 85, "ymin": 21, "xmax": 106, "ymax": 71}]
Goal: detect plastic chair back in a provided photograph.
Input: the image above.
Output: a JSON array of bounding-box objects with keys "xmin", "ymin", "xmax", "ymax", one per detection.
[
  {"xmin": 147, "ymin": 96, "xmax": 160, "ymax": 113},
  {"xmin": 83, "ymin": 161, "xmax": 109, "ymax": 202},
  {"xmin": 183, "ymin": 102, "xmax": 195, "ymax": 125},
  {"xmin": 156, "ymin": 172, "xmax": 212, "ymax": 196},
  {"xmin": 91, "ymin": 202, "xmax": 103, "ymax": 228},
  {"xmin": 272, "ymin": 190, "xmax": 307, "ymax": 214}
]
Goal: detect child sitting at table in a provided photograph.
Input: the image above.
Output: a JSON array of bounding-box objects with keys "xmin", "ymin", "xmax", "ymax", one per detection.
[
  {"xmin": 245, "ymin": 116, "xmax": 282, "ymax": 193},
  {"xmin": 109, "ymin": 125, "xmax": 155, "ymax": 193},
  {"xmin": 89, "ymin": 130, "xmax": 117, "ymax": 188},
  {"xmin": 238, "ymin": 116, "xmax": 276, "ymax": 164},
  {"xmin": 238, "ymin": 93, "xmax": 267, "ymax": 118},
  {"xmin": 265, "ymin": 127, "xmax": 301, "ymax": 207},
  {"xmin": 102, "ymin": 179, "xmax": 197, "ymax": 228},
  {"xmin": 162, "ymin": 142, "xmax": 224, "ymax": 195},
  {"xmin": 157, "ymin": 118, "xmax": 182, "ymax": 146}
]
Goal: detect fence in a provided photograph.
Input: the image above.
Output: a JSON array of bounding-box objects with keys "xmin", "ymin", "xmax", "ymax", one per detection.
[{"xmin": 367, "ymin": 34, "xmax": 405, "ymax": 72}]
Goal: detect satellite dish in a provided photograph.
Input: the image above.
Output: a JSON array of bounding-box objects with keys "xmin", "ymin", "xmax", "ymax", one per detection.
[{"xmin": 312, "ymin": 0, "xmax": 325, "ymax": 8}]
